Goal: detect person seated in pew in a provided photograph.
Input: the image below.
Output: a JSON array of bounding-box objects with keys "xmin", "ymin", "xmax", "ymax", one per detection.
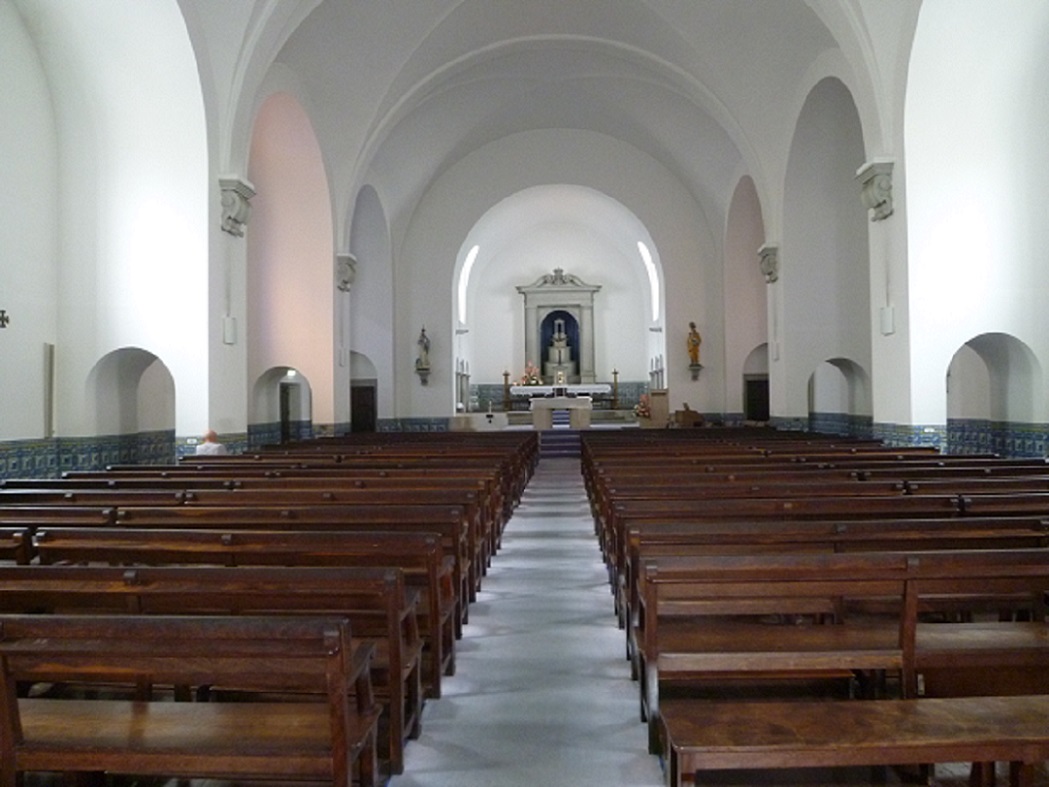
[{"xmin": 195, "ymin": 429, "xmax": 228, "ymax": 456}]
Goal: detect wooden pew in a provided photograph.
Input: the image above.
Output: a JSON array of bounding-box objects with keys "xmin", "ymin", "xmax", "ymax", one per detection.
[
  {"xmin": 635, "ymin": 549, "xmax": 910, "ymax": 753},
  {"xmin": 617, "ymin": 516, "xmax": 1049, "ymax": 644},
  {"xmin": 599, "ymin": 494, "xmax": 965, "ymax": 593},
  {"xmin": 634, "ymin": 548, "xmax": 1049, "ymax": 757},
  {"xmin": 180, "ymin": 487, "xmax": 493, "ymax": 595},
  {"xmin": 0, "ymin": 527, "xmax": 32, "ymax": 565},
  {"xmin": 105, "ymin": 503, "xmax": 474, "ymax": 636},
  {"xmin": 0, "ymin": 613, "xmax": 381, "ymax": 787},
  {"xmin": 661, "ymin": 694, "xmax": 1049, "ymax": 787},
  {"xmin": 34, "ymin": 526, "xmax": 457, "ymax": 699},
  {"xmin": 0, "ymin": 564, "xmax": 423, "ymax": 774}
]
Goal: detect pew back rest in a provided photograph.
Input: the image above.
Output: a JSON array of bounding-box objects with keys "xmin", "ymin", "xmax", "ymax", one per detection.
[
  {"xmin": 0, "ymin": 564, "xmax": 416, "ymax": 643},
  {"xmin": 0, "ymin": 612, "xmax": 362, "ymax": 696}
]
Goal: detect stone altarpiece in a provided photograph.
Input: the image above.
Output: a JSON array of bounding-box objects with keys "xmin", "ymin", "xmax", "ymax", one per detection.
[{"xmin": 516, "ymin": 269, "xmax": 601, "ymax": 384}]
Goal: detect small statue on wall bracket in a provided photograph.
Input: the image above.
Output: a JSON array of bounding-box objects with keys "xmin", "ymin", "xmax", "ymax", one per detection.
[
  {"xmin": 415, "ymin": 326, "xmax": 431, "ymax": 384},
  {"xmin": 687, "ymin": 321, "xmax": 703, "ymax": 380}
]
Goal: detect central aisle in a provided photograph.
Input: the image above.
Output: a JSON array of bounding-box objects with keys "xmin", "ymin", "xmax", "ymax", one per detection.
[{"xmin": 392, "ymin": 456, "xmax": 664, "ymax": 786}]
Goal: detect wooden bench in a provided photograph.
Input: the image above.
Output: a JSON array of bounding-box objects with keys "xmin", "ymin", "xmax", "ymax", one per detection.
[
  {"xmin": 181, "ymin": 487, "xmax": 493, "ymax": 596},
  {"xmin": 635, "ymin": 548, "xmax": 1049, "ymax": 756},
  {"xmin": 636, "ymin": 550, "xmax": 910, "ymax": 753},
  {"xmin": 617, "ymin": 516, "xmax": 1049, "ymax": 643},
  {"xmin": 0, "ymin": 613, "xmax": 381, "ymax": 787},
  {"xmin": 600, "ymin": 494, "xmax": 965, "ymax": 593},
  {"xmin": 107, "ymin": 503, "xmax": 474, "ymax": 635},
  {"xmin": 34, "ymin": 526, "xmax": 457, "ymax": 699},
  {"xmin": 0, "ymin": 564, "xmax": 423, "ymax": 774},
  {"xmin": 661, "ymin": 694, "xmax": 1049, "ymax": 787},
  {"xmin": 0, "ymin": 527, "xmax": 31, "ymax": 565}
]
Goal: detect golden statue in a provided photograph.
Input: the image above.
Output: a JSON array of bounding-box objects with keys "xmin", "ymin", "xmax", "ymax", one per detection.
[{"xmin": 687, "ymin": 321, "xmax": 701, "ymax": 366}]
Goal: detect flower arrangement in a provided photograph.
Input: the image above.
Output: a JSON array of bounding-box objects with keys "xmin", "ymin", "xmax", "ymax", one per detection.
[
  {"xmin": 519, "ymin": 362, "xmax": 543, "ymax": 386},
  {"xmin": 633, "ymin": 393, "xmax": 651, "ymax": 419}
]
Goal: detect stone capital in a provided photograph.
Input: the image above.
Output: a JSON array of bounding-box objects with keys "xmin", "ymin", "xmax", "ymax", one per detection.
[
  {"xmin": 856, "ymin": 159, "xmax": 894, "ymax": 221},
  {"xmin": 336, "ymin": 252, "xmax": 357, "ymax": 292},
  {"xmin": 219, "ymin": 176, "xmax": 256, "ymax": 237},
  {"xmin": 758, "ymin": 243, "xmax": 779, "ymax": 284}
]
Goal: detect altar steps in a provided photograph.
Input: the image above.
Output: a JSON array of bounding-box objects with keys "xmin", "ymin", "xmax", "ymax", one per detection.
[{"xmin": 539, "ymin": 427, "xmax": 581, "ymax": 459}]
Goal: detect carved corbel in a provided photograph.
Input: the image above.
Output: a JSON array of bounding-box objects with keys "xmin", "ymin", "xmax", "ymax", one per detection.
[
  {"xmin": 758, "ymin": 243, "xmax": 779, "ymax": 284},
  {"xmin": 856, "ymin": 159, "xmax": 894, "ymax": 221},
  {"xmin": 219, "ymin": 176, "xmax": 256, "ymax": 237},
  {"xmin": 336, "ymin": 252, "xmax": 357, "ymax": 292}
]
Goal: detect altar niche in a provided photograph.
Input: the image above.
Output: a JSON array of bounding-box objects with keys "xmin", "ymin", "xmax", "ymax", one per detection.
[
  {"xmin": 516, "ymin": 268, "xmax": 601, "ymax": 385},
  {"xmin": 542, "ymin": 312, "xmax": 578, "ymax": 384}
]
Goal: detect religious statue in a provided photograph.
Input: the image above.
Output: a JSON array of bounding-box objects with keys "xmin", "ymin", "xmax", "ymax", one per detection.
[
  {"xmin": 543, "ymin": 317, "xmax": 577, "ymax": 382},
  {"xmin": 687, "ymin": 322, "xmax": 702, "ymax": 366},
  {"xmin": 416, "ymin": 327, "xmax": 430, "ymax": 369}
]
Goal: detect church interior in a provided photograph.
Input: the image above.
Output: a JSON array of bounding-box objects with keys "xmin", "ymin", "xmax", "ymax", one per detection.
[
  {"xmin": 2, "ymin": 1, "xmax": 1049, "ymax": 786},
  {"xmin": 3, "ymin": 0, "xmax": 1049, "ymax": 467}
]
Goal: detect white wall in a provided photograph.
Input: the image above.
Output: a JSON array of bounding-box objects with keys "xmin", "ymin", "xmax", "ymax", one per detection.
[
  {"xmin": 396, "ymin": 128, "xmax": 717, "ymax": 418},
  {"xmin": 0, "ymin": 1, "xmax": 59, "ymax": 440},
  {"xmin": 13, "ymin": 0, "xmax": 210, "ymax": 438},
  {"xmin": 906, "ymin": 0, "xmax": 1049, "ymax": 426}
]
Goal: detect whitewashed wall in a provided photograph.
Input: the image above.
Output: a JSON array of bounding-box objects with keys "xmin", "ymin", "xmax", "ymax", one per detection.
[
  {"xmin": 0, "ymin": 1, "xmax": 58, "ymax": 440},
  {"xmin": 906, "ymin": 0, "xmax": 1049, "ymax": 426}
]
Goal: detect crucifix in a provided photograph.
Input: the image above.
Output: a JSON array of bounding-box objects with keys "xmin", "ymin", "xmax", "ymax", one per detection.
[{"xmin": 0, "ymin": 310, "xmax": 9, "ymax": 328}]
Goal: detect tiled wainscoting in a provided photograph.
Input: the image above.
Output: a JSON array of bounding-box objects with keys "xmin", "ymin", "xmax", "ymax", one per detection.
[{"xmin": 0, "ymin": 430, "xmax": 176, "ymax": 480}]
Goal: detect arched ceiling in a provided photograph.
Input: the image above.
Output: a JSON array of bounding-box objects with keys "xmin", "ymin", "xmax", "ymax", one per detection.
[{"xmin": 271, "ymin": 0, "xmax": 843, "ymax": 235}]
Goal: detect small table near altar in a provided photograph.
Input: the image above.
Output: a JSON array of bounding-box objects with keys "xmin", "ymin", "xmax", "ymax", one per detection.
[
  {"xmin": 510, "ymin": 385, "xmax": 610, "ymax": 431},
  {"xmin": 529, "ymin": 396, "xmax": 592, "ymax": 430}
]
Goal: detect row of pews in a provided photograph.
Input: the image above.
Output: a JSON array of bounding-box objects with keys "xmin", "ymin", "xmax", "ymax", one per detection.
[
  {"xmin": 0, "ymin": 430, "xmax": 539, "ymax": 786},
  {"xmin": 580, "ymin": 427, "xmax": 1049, "ymax": 787}
]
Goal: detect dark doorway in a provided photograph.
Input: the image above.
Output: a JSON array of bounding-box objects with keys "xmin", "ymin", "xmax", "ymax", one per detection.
[
  {"xmin": 351, "ymin": 383, "xmax": 377, "ymax": 432},
  {"xmin": 279, "ymin": 383, "xmax": 293, "ymax": 443},
  {"xmin": 744, "ymin": 375, "xmax": 770, "ymax": 422}
]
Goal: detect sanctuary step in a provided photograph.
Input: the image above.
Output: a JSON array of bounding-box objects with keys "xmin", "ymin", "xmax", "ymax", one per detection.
[{"xmin": 539, "ymin": 429, "xmax": 581, "ymax": 459}]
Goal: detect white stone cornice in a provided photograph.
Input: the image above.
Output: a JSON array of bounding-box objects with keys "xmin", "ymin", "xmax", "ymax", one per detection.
[
  {"xmin": 219, "ymin": 176, "xmax": 256, "ymax": 237},
  {"xmin": 856, "ymin": 159, "xmax": 894, "ymax": 221}
]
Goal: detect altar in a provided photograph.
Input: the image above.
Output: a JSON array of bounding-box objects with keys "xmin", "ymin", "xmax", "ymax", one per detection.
[
  {"xmin": 509, "ymin": 383, "xmax": 611, "ymax": 397},
  {"xmin": 529, "ymin": 396, "xmax": 593, "ymax": 430}
]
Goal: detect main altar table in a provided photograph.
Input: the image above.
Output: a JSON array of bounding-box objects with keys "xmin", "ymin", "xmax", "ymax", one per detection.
[{"xmin": 528, "ymin": 396, "xmax": 593, "ymax": 430}]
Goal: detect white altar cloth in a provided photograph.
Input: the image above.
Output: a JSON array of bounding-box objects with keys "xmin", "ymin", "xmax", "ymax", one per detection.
[{"xmin": 509, "ymin": 384, "xmax": 611, "ymax": 397}]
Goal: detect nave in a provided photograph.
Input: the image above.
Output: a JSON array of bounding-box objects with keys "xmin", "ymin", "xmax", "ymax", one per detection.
[{"xmin": 392, "ymin": 456, "xmax": 664, "ymax": 786}]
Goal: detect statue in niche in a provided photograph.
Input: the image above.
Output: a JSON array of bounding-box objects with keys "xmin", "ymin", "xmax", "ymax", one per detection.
[{"xmin": 543, "ymin": 317, "xmax": 577, "ymax": 382}]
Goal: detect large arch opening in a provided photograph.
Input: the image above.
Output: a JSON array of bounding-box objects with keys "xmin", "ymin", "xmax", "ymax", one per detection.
[
  {"xmin": 723, "ymin": 176, "xmax": 768, "ymax": 423},
  {"xmin": 452, "ymin": 184, "xmax": 664, "ymax": 410},
  {"xmin": 780, "ymin": 77, "xmax": 870, "ymax": 425},
  {"xmin": 247, "ymin": 91, "xmax": 335, "ymax": 433}
]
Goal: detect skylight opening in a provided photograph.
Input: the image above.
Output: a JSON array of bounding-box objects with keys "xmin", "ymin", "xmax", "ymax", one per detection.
[{"xmin": 458, "ymin": 245, "xmax": 480, "ymax": 324}]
